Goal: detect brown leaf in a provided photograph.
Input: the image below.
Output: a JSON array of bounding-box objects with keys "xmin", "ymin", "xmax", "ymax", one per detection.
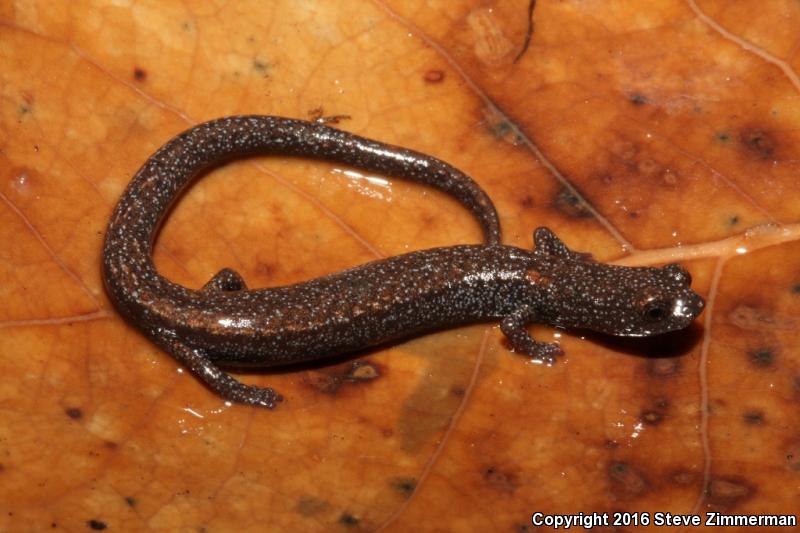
[{"xmin": 1, "ymin": 1, "xmax": 799, "ymax": 531}]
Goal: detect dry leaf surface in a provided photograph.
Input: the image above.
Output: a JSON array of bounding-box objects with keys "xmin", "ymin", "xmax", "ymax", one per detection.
[{"xmin": 1, "ymin": 1, "xmax": 799, "ymax": 531}]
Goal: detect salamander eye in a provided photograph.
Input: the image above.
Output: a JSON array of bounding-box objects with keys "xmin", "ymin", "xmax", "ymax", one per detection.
[{"xmin": 643, "ymin": 301, "xmax": 669, "ymax": 322}]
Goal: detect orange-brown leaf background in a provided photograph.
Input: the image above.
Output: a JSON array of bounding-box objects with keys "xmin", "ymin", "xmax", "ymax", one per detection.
[{"xmin": 1, "ymin": 1, "xmax": 799, "ymax": 531}]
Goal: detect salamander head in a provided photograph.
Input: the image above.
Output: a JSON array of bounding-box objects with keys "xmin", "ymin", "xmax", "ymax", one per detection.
[{"xmin": 540, "ymin": 261, "xmax": 705, "ymax": 337}]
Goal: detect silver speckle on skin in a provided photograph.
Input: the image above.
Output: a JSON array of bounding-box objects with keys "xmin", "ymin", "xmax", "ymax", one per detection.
[{"xmin": 102, "ymin": 115, "xmax": 705, "ymax": 409}]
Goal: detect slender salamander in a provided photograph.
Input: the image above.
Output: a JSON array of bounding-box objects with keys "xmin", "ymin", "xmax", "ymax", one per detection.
[{"xmin": 103, "ymin": 115, "xmax": 705, "ymax": 408}]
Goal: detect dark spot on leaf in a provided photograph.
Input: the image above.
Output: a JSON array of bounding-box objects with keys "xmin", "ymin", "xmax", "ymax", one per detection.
[
  {"xmin": 519, "ymin": 195, "xmax": 534, "ymax": 209},
  {"xmin": 706, "ymin": 477, "xmax": 753, "ymax": 510},
  {"xmin": 423, "ymin": 69, "xmax": 445, "ymax": 83},
  {"xmin": 646, "ymin": 358, "xmax": 681, "ymax": 378},
  {"xmin": 553, "ymin": 187, "xmax": 591, "ymax": 218},
  {"xmin": 740, "ymin": 128, "xmax": 776, "ymax": 159},
  {"xmin": 637, "ymin": 157, "xmax": 660, "ymax": 175},
  {"xmin": 252, "ymin": 59, "xmax": 270, "ymax": 74},
  {"xmin": 791, "ymin": 283, "xmax": 800, "ymax": 294},
  {"xmin": 51, "ymin": 523, "xmax": 57, "ymax": 528},
  {"xmin": 307, "ymin": 106, "xmax": 325, "ymax": 121},
  {"xmin": 671, "ymin": 470, "xmax": 696, "ymax": 485},
  {"xmin": 124, "ymin": 496, "xmax": 136, "ymax": 507},
  {"xmin": 629, "ymin": 93, "xmax": 647, "ymax": 105},
  {"xmin": 65, "ymin": 407, "xmax": 82, "ymax": 420},
  {"xmin": 708, "ymin": 398, "xmax": 726, "ymax": 416},
  {"xmin": 133, "ymin": 67, "xmax": 147, "ymax": 82},
  {"xmin": 484, "ymin": 466, "xmax": 517, "ymax": 493},
  {"xmin": 785, "ymin": 442, "xmax": 800, "ymax": 471},
  {"xmin": 391, "ymin": 477, "xmax": 417, "ymax": 498},
  {"xmin": 742, "ymin": 410, "xmax": 764, "ymax": 425},
  {"xmin": 339, "ymin": 512, "xmax": 359, "ymax": 527},
  {"xmin": 296, "ymin": 495, "xmax": 328, "ymax": 517},
  {"xmin": 727, "ymin": 214, "xmax": 739, "ymax": 226},
  {"xmin": 730, "ymin": 305, "xmax": 775, "ymax": 329},
  {"xmin": 345, "ymin": 360, "xmax": 379, "ymax": 382},
  {"xmin": 610, "ymin": 138, "xmax": 638, "ymax": 159},
  {"xmin": 748, "ymin": 347, "xmax": 776, "ymax": 368},
  {"xmin": 103, "ymin": 441, "xmax": 118, "ymax": 450},
  {"xmin": 86, "ymin": 520, "xmax": 107, "ymax": 530},
  {"xmin": 482, "ymin": 109, "xmax": 525, "ymax": 145},
  {"xmin": 486, "ymin": 117, "xmax": 514, "ymax": 139},
  {"xmin": 303, "ymin": 371, "xmax": 340, "ymax": 394},
  {"xmin": 255, "ymin": 262, "xmax": 275, "ymax": 279},
  {"xmin": 608, "ymin": 462, "xmax": 648, "ymax": 497},
  {"xmin": 451, "ymin": 386, "xmax": 465, "ymax": 397},
  {"xmin": 715, "ymin": 131, "xmax": 731, "ymax": 143},
  {"xmin": 489, "ymin": 120, "xmax": 514, "ymax": 139}
]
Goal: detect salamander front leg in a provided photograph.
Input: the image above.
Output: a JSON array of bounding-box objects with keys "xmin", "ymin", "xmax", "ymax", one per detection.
[
  {"xmin": 501, "ymin": 306, "xmax": 563, "ymax": 364},
  {"xmin": 161, "ymin": 335, "xmax": 283, "ymax": 408}
]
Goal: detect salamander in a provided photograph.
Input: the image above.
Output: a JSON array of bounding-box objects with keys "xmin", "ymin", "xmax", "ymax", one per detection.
[{"xmin": 102, "ymin": 115, "xmax": 705, "ymax": 408}]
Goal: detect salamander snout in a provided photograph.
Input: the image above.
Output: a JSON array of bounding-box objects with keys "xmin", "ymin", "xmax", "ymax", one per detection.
[{"xmin": 673, "ymin": 291, "xmax": 704, "ymax": 320}]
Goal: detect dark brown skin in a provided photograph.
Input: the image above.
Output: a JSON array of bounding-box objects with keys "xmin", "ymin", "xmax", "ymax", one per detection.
[{"xmin": 102, "ymin": 116, "xmax": 705, "ymax": 408}]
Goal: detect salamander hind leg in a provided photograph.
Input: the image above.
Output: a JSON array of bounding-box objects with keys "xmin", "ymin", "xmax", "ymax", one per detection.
[
  {"xmin": 533, "ymin": 227, "xmax": 593, "ymax": 262},
  {"xmin": 501, "ymin": 306, "xmax": 563, "ymax": 364},
  {"xmin": 160, "ymin": 335, "xmax": 282, "ymax": 408},
  {"xmin": 202, "ymin": 268, "xmax": 247, "ymax": 292}
]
